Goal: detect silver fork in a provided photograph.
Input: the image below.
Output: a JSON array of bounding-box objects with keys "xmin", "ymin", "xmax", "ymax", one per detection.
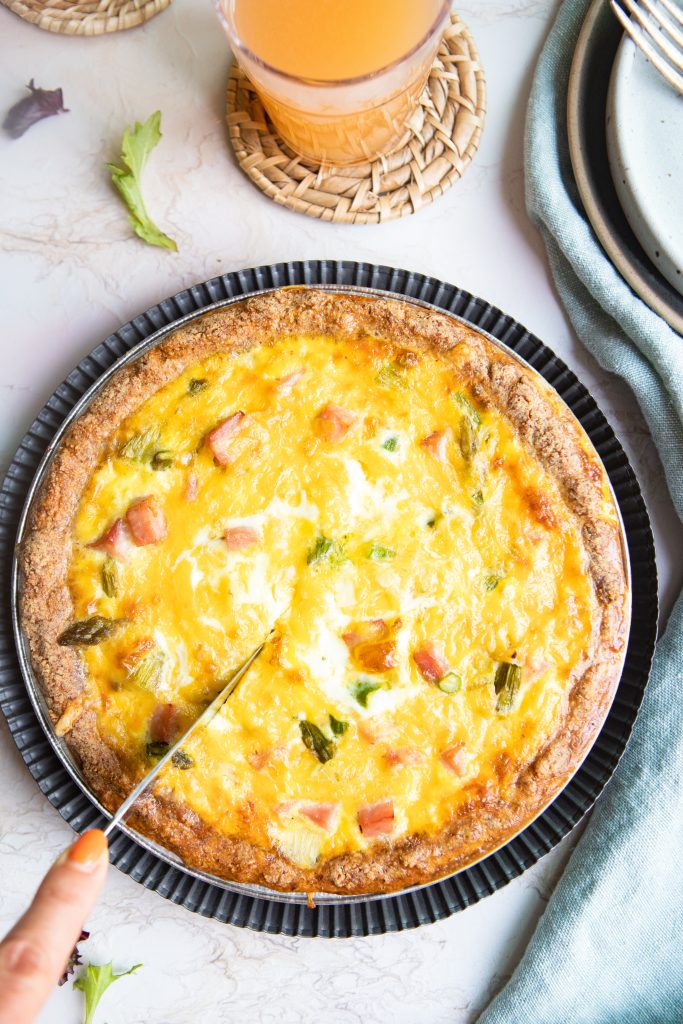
[{"xmin": 610, "ymin": 0, "xmax": 683, "ymax": 94}]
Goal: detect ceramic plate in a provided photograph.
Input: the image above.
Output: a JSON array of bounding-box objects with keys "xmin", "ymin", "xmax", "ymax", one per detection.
[
  {"xmin": 607, "ymin": 33, "xmax": 683, "ymax": 298},
  {"xmin": 567, "ymin": 0, "xmax": 683, "ymax": 334}
]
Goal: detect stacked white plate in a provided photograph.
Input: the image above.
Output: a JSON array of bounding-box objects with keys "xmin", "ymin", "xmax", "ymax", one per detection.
[
  {"xmin": 607, "ymin": 29, "xmax": 683, "ymax": 298},
  {"xmin": 568, "ymin": 0, "xmax": 683, "ymax": 335}
]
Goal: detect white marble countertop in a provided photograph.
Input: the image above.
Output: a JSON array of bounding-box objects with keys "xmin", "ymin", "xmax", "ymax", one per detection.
[{"xmin": 1, "ymin": 2, "xmax": 681, "ymax": 1022}]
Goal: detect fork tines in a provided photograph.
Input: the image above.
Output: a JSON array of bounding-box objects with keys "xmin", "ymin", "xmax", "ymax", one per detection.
[{"xmin": 610, "ymin": 0, "xmax": 683, "ymax": 94}]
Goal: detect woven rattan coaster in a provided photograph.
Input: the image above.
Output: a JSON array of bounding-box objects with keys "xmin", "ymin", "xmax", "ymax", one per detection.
[
  {"xmin": 226, "ymin": 13, "xmax": 485, "ymax": 224},
  {"xmin": 1, "ymin": 0, "xmax": 170, "ymax": 35}
]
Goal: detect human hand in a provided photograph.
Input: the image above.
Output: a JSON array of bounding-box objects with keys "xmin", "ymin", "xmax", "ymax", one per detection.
[{"xmin": 0, "ymin": 830, "xmax": 108, "ymax": 1024}]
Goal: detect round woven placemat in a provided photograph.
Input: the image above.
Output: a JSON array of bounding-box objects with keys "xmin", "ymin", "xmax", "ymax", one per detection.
[
  {"xmin": 0, "ymin": 0, "xmax": 170, "ymax": 35},
  {"xmin": 226, "ymin": 13, "xmax": 486, "ymax": 224}
]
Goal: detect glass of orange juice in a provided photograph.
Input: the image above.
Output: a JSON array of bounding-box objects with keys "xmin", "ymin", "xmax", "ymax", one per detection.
[{"xmin": 216, "ymin": 0, "xmax": 452, "ymax": 166}]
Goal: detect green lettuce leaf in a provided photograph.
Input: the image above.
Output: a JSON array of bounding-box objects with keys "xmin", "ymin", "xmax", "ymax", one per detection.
[
  {"xmin": 106, "ymin": 111, "xmax": 177, "ymax": 251},
  {"xmin": 74, "ymin": 961, "xmax": 142, "ymax": 1024}
]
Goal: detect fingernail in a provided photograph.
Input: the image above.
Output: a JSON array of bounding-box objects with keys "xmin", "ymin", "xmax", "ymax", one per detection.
[{"xmin": 66, "ymin": 830, "xmax": 108, "ymax": 873}]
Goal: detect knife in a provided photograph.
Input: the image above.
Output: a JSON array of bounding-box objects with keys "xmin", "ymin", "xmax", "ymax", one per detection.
[{"xmin": 102, "ymin": 641, "xmax": 267, "ymax": 838}]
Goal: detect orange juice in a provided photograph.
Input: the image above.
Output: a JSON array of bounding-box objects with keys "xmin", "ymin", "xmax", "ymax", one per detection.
[
  {"xmin": 219, "ymin": 0, "xmax": 450, "ymax": 165},
  {"xmin": 233, "ymin": 0, "xmax": 446, "ymax": 81}
]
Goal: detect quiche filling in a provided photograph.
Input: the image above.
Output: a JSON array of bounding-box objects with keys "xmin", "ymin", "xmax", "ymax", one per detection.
[{"xmin": 62, "ymin": 331, "xmax": 607, "ymax": 870}]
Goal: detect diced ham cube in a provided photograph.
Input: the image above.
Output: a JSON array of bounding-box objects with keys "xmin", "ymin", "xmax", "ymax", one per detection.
[
  {"xmin": 525, "ymin": 655, "xmax": 552, "ymax": 682},
  {"xmin": 274, "ymin": 369, "xmax": 305, "ymax": 394},
  {"xmin": 356, "ymin": 641, "xmax": 398, "ymax": 674},
  {"xmin": 225, "ymin": 526, "xmax": 260, "ymax": 551},
  {"xmin": 204, "ymin": 411, "xmax": 247, "ymax": 465},
  {"xmin": 248, "ymin": 746, "xmax": 287, "ymax": 770},
  {"xmin": 341, "ymin": 630, "xmax": 363, "ymax": 649},
  {"xmin": 87, "ymin": 517, "xmax": 130, "ymax": 560},
  {"xmin": 275, "ymin": 800, "xmax": 298, "ymax": 817},
  {"xmin": 315, "ymin": 403, "xmax": 356, "ymax": 442},
  {"xmin": 184, "ymin": 472, "xmax": 199, "ymax": 502},
  {"xmin": 358, "ymin": 717, "xmax": 393, "ymax": 745},
  {"xmin": 441, "ymin": 744, "xmax": 469, "ymax": 775},
  {"xmin": 421, "ymin": 428, "xmax": 449, "ymax": 461},
  {"xmin": 413, "ymin": 643, "xmax": 450, "ymax": 683},
  {"xmin": 247, "ymin": 749, "xmax": 271, "ymax": 771},
  {"xmin": 300, "ymin": 802, "xmax": 340, "ymax": 832},
  {"xmin": 342, "ymin": 619, "xmax": 388, "ymax": 649},
  {"xmin": 384, "ymin": 748, "xmax": 425, "ymax": 768},
  {"xmin": 126, "ymin": 496, "xmax": 167, "ymax": 546},
  {"xmin": 149, "ymin": 703, "xmax": 180, "ymax": 745},
  {"xmin": 358, "ymin": 800, "xmax": 394, "ymax": 837}
]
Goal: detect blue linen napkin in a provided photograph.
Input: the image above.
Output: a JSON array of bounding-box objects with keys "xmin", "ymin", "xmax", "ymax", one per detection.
[{"xmin": 479, "ymin": 2, "xmax": 683, "ymax": 1021}]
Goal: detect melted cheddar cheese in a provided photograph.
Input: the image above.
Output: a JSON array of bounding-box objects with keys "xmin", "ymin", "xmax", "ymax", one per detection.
[{"xmin": 68, "ymin": 333, "xmax": 607, "ymax": 868}]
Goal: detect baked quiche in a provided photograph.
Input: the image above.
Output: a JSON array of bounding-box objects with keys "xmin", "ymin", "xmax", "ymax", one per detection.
[{"xmin": 19, "ymin": 289, "xmax": 629, "ymax": 895}]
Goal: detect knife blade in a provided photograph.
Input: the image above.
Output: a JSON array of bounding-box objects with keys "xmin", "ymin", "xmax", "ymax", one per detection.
[{"xmin": 102, "ymin": 640, "xmax": 266, "ymax": 838}]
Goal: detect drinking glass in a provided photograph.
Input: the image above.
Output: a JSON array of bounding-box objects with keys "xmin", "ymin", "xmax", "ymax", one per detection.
[{"xmin": 216, "ymin": 0, "xmax": 452, "ymax": 166}]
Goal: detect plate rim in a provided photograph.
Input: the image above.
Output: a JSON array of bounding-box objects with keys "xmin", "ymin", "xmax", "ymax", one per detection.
[
  {"xmin": 567, "ymin": 0, "xmax": 683, "ymax": 336},
  {"xmin": 0, "ymin": 260, "xmax": 659, "ymax": 935}
]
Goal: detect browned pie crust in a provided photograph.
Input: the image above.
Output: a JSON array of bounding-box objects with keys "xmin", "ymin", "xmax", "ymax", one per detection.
[{"xmin": 18, "ymin": 289, "xmax": 630, "ymax": 894}]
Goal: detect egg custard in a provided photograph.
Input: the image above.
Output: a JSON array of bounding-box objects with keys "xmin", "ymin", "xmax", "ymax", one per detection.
[{"xmin": 20, "ymin": 289, "xmax": 629, "ymax": 894}]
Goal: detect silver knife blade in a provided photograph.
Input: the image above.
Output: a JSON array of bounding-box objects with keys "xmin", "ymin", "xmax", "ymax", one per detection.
[{"xmin": 102, "ymin": 640, "xmax": 266, "ymax": 838}]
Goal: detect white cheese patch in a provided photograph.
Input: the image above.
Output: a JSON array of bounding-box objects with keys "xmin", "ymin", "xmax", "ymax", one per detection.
[
  {"xmin": 172, "ymin": 528, "xmax": 226, "ymax": 590},
  {"xmin": 294, "ymin": 617, "xmax": 349, "ymax": 697},
  {"xmin": 172, "ymin": 550, "xmax": 205, "ymax": 591},
  {"xmin": 190, "ymin": 525, "xmax": 218, "ymax": 546},
  {"xmin": 356, "ymin": 682, "xmax": 413, "ymax": 717},
  {"xmin": 280, "ymin": 582, "xmax": 354, "ymax": 705},
  {"xmin": 329, "ymin": 457, "xmax": 413, "ymax": 543},
  {"xmin": 228, "ymin": 552, "xmax": 295, "ymax": 624},
  {"xmin": 342, "ymin": 458, "xmax": 386, "ymax": 520},
  {"xmin": 417, "ymin": 506, "xmax": 439, "ymax": 529},
  {"xmin": 197, "ymin": 615, "xmax": 228, "ymax": 635},
  {"xmin": 378, "ymin": 430, "xmax": 407, "ymax": 462},
  {"xmin": 265, "ymin": 492, "xmax": 319, "ymax": 523},
  {"xmin": 152, "ymin": 630, "xmax": 191, "ymax": 693},
  {"xmin": 202, "ymin": 706, "xmax": 245, "ymax": 738}
]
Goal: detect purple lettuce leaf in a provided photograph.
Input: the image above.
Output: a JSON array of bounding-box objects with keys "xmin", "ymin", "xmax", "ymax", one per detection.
[
  {"xmin": 59, "ymin": 929, "xmax": 89, "ymax": 987},
  {"xmin": 3, "ymin": 80, "xmax": 68, "ymax": 139}
]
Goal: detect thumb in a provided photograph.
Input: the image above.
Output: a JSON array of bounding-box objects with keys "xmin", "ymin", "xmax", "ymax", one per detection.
[{"xmin": 0, "ymin": 829, "xmax": 108, "ymax": 1024}]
